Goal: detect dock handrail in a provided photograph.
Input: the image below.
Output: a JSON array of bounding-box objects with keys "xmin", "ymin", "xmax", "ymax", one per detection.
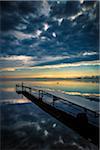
[{"xmin": 16, "ymin": 83, "xmax": 99, "ymax": 117}]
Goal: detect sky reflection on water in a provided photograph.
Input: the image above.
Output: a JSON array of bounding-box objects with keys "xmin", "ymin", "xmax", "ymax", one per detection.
[
  {"xmin": 1, "ymin": 100, "xmax": 98, "ymax": 150},
  {"xmin": 0, "ymin": 79, "xmax": 99, "ymax": 150}
]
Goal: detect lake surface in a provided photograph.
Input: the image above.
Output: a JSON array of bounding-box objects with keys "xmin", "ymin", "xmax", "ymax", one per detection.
[
  {"xmin": 0, "ymin": 79, "xmax": 99, "ymax": 150},
  {"xmin": 0, "ymin": 79, "xmax": 99, "ymax": 100}
]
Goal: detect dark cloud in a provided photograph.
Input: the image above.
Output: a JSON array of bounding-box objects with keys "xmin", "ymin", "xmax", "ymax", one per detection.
[
  {"xmin": 65, "ymin": 1, "xmax": 80, "ymax": 16},
  {"xmin": 50, "ymin": 1, "xmax": 81, "ymax": 17},
  {"xmin": 0, "ymin": 1, "xmax": 43, "ymax": 31},
  {"xmin": 0, "ymin": 1, "xmax": 99, "ymax": 67},
  {"xmin": 82, "ymin": 1, "xmax": 96, "ymax": 8},
  {"xmin": 1, "ymin": 1, "xmax": 18, "ymax": 12}
]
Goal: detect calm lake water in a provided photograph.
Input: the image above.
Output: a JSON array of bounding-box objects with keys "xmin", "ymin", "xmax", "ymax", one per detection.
[
  {"xmin": 0, "ymin": 79, "xmax": 99, "ymax": 150},
  {"xmin": 0, "ymin": 79, "xmax": 99, "ymax": 99}
]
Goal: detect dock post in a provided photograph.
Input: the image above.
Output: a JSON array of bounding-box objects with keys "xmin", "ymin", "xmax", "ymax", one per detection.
[
  {"xmin": 39, "ymin": 90, "xmax": 40, "ymax": 99},
  {"xmin": 22, "ymin": 82, "xmax": 23, "ymax": 92},
  {"xmin": 29, "ymin": 87, "xmax": 31, "ymax": 94},
  {"xmin": 53, "ymin": 96, "xmax": 59, "ymax": 106},
  {"xmin": 39, "ymin": 90, "xmax": 43, "ymax": 100},
  {"xmin": 53, "ymin": 96, "xmax": 55, "ymax": 106},
  {"xmin": 22, "ymin": 82, "xmax": 24, "ymax": 98},
  {"xmin": 41, "ymin": 90, "xmax": 43, "ymax": 100}
]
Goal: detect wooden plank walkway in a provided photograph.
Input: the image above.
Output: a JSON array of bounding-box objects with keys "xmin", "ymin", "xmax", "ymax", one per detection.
[
  {"xmin": 16, "ymin": 83, "xmax": 99, "ymax": 146},
  {"xmin": 16, "ymin": 84, "xmax": 99, "ymax": 115},
  {"xmin": 30, "ymin": 86, "xmax": 99, "ymax": 114}
]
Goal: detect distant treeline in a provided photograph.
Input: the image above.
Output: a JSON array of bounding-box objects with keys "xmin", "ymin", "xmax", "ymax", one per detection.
[{"xmin": 0, "ymin": 76, "xmax": 99, "ymax": 82}]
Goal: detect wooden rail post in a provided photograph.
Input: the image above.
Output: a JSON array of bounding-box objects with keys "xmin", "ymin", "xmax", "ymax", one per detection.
[
  {"xmin": 22, "ymin": 82, "xmax": 23, "ymax": 92},
  {"xmin": 53, "ymin": 96, "xmax": 59, "ymax": 106},
  {"xmin": 29, "ymin": 87, "xmax": 31, "ymax": 94},
  {"xmin": 41, "ymin": 90, "xmax": 43, "ymax": 100},
  {"xmin": 39, "ymin": 90, "xmax": 40, "ymax": 99},
  {"xmin": 22, "ymin": 82, "xmax": 24, "ymax": 98},
  {"xmin": 39, "ymin": 90, "xmax": 43, "ymax": 100},
  {"xmin": 53, "ymin": 96, "xmax": 56, "ymax": 106}
]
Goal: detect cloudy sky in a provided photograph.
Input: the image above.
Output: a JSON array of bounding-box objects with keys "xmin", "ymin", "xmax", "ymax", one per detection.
[{"xmin": 0, "ymin": 0, "xmax": 99, "ymax": 78}]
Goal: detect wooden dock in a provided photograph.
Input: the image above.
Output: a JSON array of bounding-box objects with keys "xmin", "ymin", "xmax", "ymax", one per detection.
[{"xmin": 16, "ymin": 83, "xmax": 99, "ymax": 145}]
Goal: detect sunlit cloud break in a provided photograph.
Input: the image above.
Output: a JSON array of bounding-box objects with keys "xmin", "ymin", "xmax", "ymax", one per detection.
[
  {"xmin": 0, "ymin": 60, "xmax": 99, "ymax": 72},
  {"xmin": 0, "ymin": 55, "xmax": 70, "ymax": 69},
  {"xmin": 83, "ymin": 51, "xmax": 97, "ymax": 56},
  {"xmin": 0, "ymin": 55, "xmax": 35, "ymax": 68},
  {"xmin": 43, "ymin": 23, "xmax": 49, "ymax": 31},
  {"xmin": 67, "ymin": 11, "xmax": 83, "ymax": 21},
  {"xmin": 32, "ymin": 60, "xmax": 100, "ymax": 69},
  {"xmin": 0, "ymin": 55, "xmax": 33, "ymax": 61},
  {"xmin": 0, "ymin": 68, "xmax": 16, "ymax": 72},
  {"xmin": 12, "ymin": 31, "xmax": 34, "ymax": 40}
]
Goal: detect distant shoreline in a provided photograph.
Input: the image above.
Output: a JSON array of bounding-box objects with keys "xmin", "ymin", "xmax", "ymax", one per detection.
[{"xmin": 0, "ymin": 76, "xmax": 99, "ymax": 83}]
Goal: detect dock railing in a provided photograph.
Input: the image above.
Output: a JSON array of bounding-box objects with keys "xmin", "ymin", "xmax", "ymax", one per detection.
[{"xmin": 16, "ymin": 83, "xmax": 99, "ymax": 118}]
